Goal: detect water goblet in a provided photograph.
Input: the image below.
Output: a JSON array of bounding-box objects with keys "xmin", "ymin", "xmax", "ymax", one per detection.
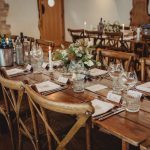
[{"xmin": 108, "ymin": 63, "xmax": 124, "ymax": 94}]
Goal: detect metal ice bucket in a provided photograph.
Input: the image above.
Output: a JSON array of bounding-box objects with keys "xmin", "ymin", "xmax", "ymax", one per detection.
[{"xmin": 0, "ymin": 48, "xmax": 13, "ymax": 67}]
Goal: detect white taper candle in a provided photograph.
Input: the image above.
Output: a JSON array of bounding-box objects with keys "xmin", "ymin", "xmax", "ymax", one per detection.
[{"xmin": 48, "ymin": 46, "xmax": 53, "ymax": 71}]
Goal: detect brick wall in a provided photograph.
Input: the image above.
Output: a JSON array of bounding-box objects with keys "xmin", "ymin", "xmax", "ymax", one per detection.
[{"xmin": 0, "ymin": 0, "xmax": 11, "ymax": 34}]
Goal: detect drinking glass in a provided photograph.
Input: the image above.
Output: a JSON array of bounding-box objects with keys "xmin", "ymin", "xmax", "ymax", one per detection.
[
  {"xmin": 73, "ymin": 74, "xmax": 85, "ymax": 93},
  {"xmin": 121, "ymin": 71, "xmax": 138, "ymax": 91},
  {"xmin": 31, "ymin": 45, "xmax": 43, "ymax": 73},
  {"xmin": 123, "ymin": 93, "xmax": 141, "ymax": 112},
  {"xmin": 108, "ymin": 63, "xmax": 124, "ymax": 94}
]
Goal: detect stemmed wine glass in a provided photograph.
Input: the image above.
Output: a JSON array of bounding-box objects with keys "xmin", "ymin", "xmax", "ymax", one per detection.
[{"xmin": 121, "ymin": 71, "xmax": 138, "ymax": 91}]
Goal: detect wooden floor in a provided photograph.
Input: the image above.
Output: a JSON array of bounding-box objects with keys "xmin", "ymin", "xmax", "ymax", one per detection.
[{"xmin": 0, "ymin": 123, "xmax": 140, "ymax": 150}]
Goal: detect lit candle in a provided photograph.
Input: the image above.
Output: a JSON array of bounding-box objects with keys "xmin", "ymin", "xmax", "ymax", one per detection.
[
  {"xmin": 122, "ymin": 24, "xmax": 124, "ymax": 32},
  {"xmin": 84, "ymin": 21, "xmax": 87, "ymax": 29},
  {"xmin": 48, "ymin": 46, "xmax": 53, "ymax": 71},
  {"xmin": 122, "ymin": 24, "xmax": 125, "ymax": 39}
]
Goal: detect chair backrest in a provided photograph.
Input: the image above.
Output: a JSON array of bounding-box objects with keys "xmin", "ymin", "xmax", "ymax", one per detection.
[
  {"xmin": 97, "ymin": 48, "xmax": 136, "ymax": 71},
  {"xmin": 0, "ymin": 75, "xmax": 24, "ymax": 118},
  {"xmin": 68, "ymin": 28, "xmax": 85, "ymax": 43},
  {"xmin": 142, "ymin": 34, "xmax": 150, "ymax": 57},
  {"xmin": 105, "ymin": 32, "xmax": 123, "ymax": 50},
  {"xmin": 140, "ymin": 57, "xmax": 150, "ymax": 81},
  {"xmin": 36, "ymin": 39, "xmax": 55, "ymax": 52},
  {"xmin": 25, "ymin": 84, "xmax": 94, "ymax": 150},
  {"xmin": 85, "ymin": 30, "xmax": 104, "ymax": 47}
]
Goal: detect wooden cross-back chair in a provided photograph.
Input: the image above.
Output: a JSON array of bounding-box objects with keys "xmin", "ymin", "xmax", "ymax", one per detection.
[
  {"xmin": 97, "ymin": 49, "xmax": 136, "ymax": 71},
  {"xmin": 142, "ymin": 34, "xmax": 150, "ymax": 57},
  {"xmin": 68, "ymin": 28, "xmax": 85, "ymax": 43},
  {"xmin": 140, "ymin": 57, "xmax": 150, "ymax": 81},
  {"xmin": 36, "ymin": 39, "xmax": 55, "ymax": 52},
  {"xmin": 84, "ymin": 30, "xmax": 105, "ymax": 48},
  {"xmin": 0, "ymin": 74, "xmax": 25, "ymax": 150},
  {"xmin": 25, "ymin": 84, "xmax": 94, "ymax": 150},
  {"xmin": 104, "ymin": 32, "xmax": 123, "ymax": 51}
]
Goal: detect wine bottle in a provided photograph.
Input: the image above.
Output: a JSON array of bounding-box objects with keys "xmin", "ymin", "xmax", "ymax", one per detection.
[
  {"xmin": 20, "ymin": 32, "xmax": 24, "ymax": 44},
  {"xmin": 98, "ymin": 17, "xmax": 104, "ymax": 33},
  {"xmin": 8, "ymin": 37, "xmax": 13, "ymax": 48}
]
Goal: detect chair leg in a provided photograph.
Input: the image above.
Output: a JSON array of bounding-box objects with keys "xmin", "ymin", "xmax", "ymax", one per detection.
[
  {"xmin": 18, "ymin": 131, "xmax": 22, "ymax": 150},
  {"xmin": 8, "ymin": 121, "xmax": 15, "ymax": 150}
]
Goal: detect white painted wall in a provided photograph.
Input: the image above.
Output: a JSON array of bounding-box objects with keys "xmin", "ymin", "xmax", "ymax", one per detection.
[
  {"xmin": 6, "ymin": 0, "xmax": 40, "ymax": 38},
  {"xmin": 64, "ymin": 0, "xmax": 121, "ymax": 41},
  {"xmin": 5, "ymin": 0, "xmax": 134, "ymax": 41}
]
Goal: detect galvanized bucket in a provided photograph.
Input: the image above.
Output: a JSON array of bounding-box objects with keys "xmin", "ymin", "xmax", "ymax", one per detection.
[{"xmin": 0, "ymin": 48, "xmax": 13, "ymax": 67}]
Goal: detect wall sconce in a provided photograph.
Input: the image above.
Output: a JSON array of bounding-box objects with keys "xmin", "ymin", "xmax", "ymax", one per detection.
[{"xmin": 48, "ymin": 0, "xmax": 55, "ymax": 7}]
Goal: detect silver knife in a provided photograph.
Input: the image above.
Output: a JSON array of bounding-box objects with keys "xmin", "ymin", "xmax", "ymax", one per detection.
[
  {"xmin": 93, "ymin": 107, "xmax": 119, "ymax": 120},
  {"xmin": 98, "ymin": 107, "xmax": 125, "ymax": 121}
]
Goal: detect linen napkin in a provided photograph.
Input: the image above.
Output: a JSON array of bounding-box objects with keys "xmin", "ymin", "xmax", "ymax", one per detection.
[
  {"xmin": 6, "ymin": 68, "xmax": 24, "ymax": 76},
  {"xmin": 35, "ymin": 81, "xmax": 61, "ymax": 93},
  {"xmin": 89, "ymin": 68, "xmax": 108, "ymax": 77},
  {"xmin": 85, "ymin": 84, "xmax": 107, "ymax": 92},
  {"xmin": 91, "ymin": 99, "xmax": 114, "ymax": 117},
  {"xmin": 136, "ymin": 82, "xmax": 150, "ymax": 93}
]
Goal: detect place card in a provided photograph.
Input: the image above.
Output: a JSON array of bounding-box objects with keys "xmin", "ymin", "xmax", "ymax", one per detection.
[
  {"xmin": 26, "ymin": 64, "xmax": 32, "ymax": 71},
  {"xmin": 89, "ymin": 68, "xmax": 108, "ymax": 77},
  {"xmin": 35, "ymin": 81, "xmax": 61, "ymax": 93},
  {"xmin": 127, "ymin": 90, "xmax": 142, "ymax": 98},
  {"xmin": 58, "ymin": 76, "xmax": 68, "ymax": 84},
  {"xmin": 42, "ymin": 62, "xmax": 49, "ymax": 69},
  {"xmin": 107, "ymin": 91, "xmax": 121, "ymax": 103},
  {"xmin": 91, "ymin": 99, "xmax": 114, "ymax": 117},
  {"xmin": 85, "ymin": 84, "xmax": 107, "ymax": 92}
]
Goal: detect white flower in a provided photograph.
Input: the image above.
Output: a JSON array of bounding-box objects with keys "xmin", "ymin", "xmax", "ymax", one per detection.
[
  {"xmin": 84, "ymin": 60, "xmax": 94, "ymax": 67},
  {"xmin": 61, "ymin": 50, "xmax": 68, "ymax": 58},
  {"xmin": 87, "ymin": 40, "xmax": 93, "ymax": 47},
  {"xmin": 87, "ymin": 54, "xmax": 93, "ymax": 59}
]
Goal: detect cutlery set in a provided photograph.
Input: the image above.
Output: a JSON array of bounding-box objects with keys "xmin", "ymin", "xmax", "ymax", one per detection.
[{"xmin": 93, "ymin": 107, "xmax": 125, "ymax": 121}]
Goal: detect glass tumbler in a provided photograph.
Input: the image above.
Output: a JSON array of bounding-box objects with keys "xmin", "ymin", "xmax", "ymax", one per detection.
[
  {"xmin": 73, "ymin": 74, "xmax": 85, "ymax": 93},
  {"xmin": 123, "ymin": 94, "xmax": 141, "ymax": 112}
]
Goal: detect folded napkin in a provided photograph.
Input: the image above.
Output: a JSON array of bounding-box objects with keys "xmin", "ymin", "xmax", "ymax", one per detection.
[
  {"xmin": 89, "ymin": 68, "xmax": 108, "ymax": 77},
  {"xmin": 85, "ymin": 84, "xmax": 107, "ymax": 92},
  {"xmin": 35, "ymin": 81, "xmax": 61, "ymax": 93},
  {"xmin": 91, "ymin": 99, "xmax": 114, "ymax": 117},
  {"xmin": 6, "ymin": 68, "xmax": 24, "ymax": 76},
  {"xmin": 136, "ymin": 82, "xmax": 150, "ymax": 93}
]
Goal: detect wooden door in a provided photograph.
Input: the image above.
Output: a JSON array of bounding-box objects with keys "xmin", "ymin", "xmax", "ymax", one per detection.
[
  {"xmin": 38, "ymin": 0, "xmax": 65, "ymax": 46},
  {"xmin": 130, "ymin": 0, "xmax": 150, "ymax": 26}
]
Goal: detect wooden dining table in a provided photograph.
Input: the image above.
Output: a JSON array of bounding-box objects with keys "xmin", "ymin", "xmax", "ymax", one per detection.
[{"xmin": 6, "ymin": 66, "xmax": 150, "ymax": 150}]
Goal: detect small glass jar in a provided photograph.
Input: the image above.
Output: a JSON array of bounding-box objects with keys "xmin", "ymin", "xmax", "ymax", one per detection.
[
  {"xmin": 123, "ymin": 93, "xmax": 141, "ymax": 112},
  {"xmin": 73, "ymin": 74, "xmax": 85, "ymax": 93}
]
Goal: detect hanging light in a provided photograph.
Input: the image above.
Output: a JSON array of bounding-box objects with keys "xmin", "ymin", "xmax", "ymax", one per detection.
[{"xmin": 48, "ymin": 0, "xmax": 55, "ymax": 7}]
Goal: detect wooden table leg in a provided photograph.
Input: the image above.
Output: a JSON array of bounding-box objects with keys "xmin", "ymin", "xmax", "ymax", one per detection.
[{"xmin": 122, "ymin": 140, "xmax": 129, "ymax": 150}]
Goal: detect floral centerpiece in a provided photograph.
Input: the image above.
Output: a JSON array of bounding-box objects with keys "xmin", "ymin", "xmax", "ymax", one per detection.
[{"xmin": 53, "ymin": 40, "xmax": 100, "ymax": 72}]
